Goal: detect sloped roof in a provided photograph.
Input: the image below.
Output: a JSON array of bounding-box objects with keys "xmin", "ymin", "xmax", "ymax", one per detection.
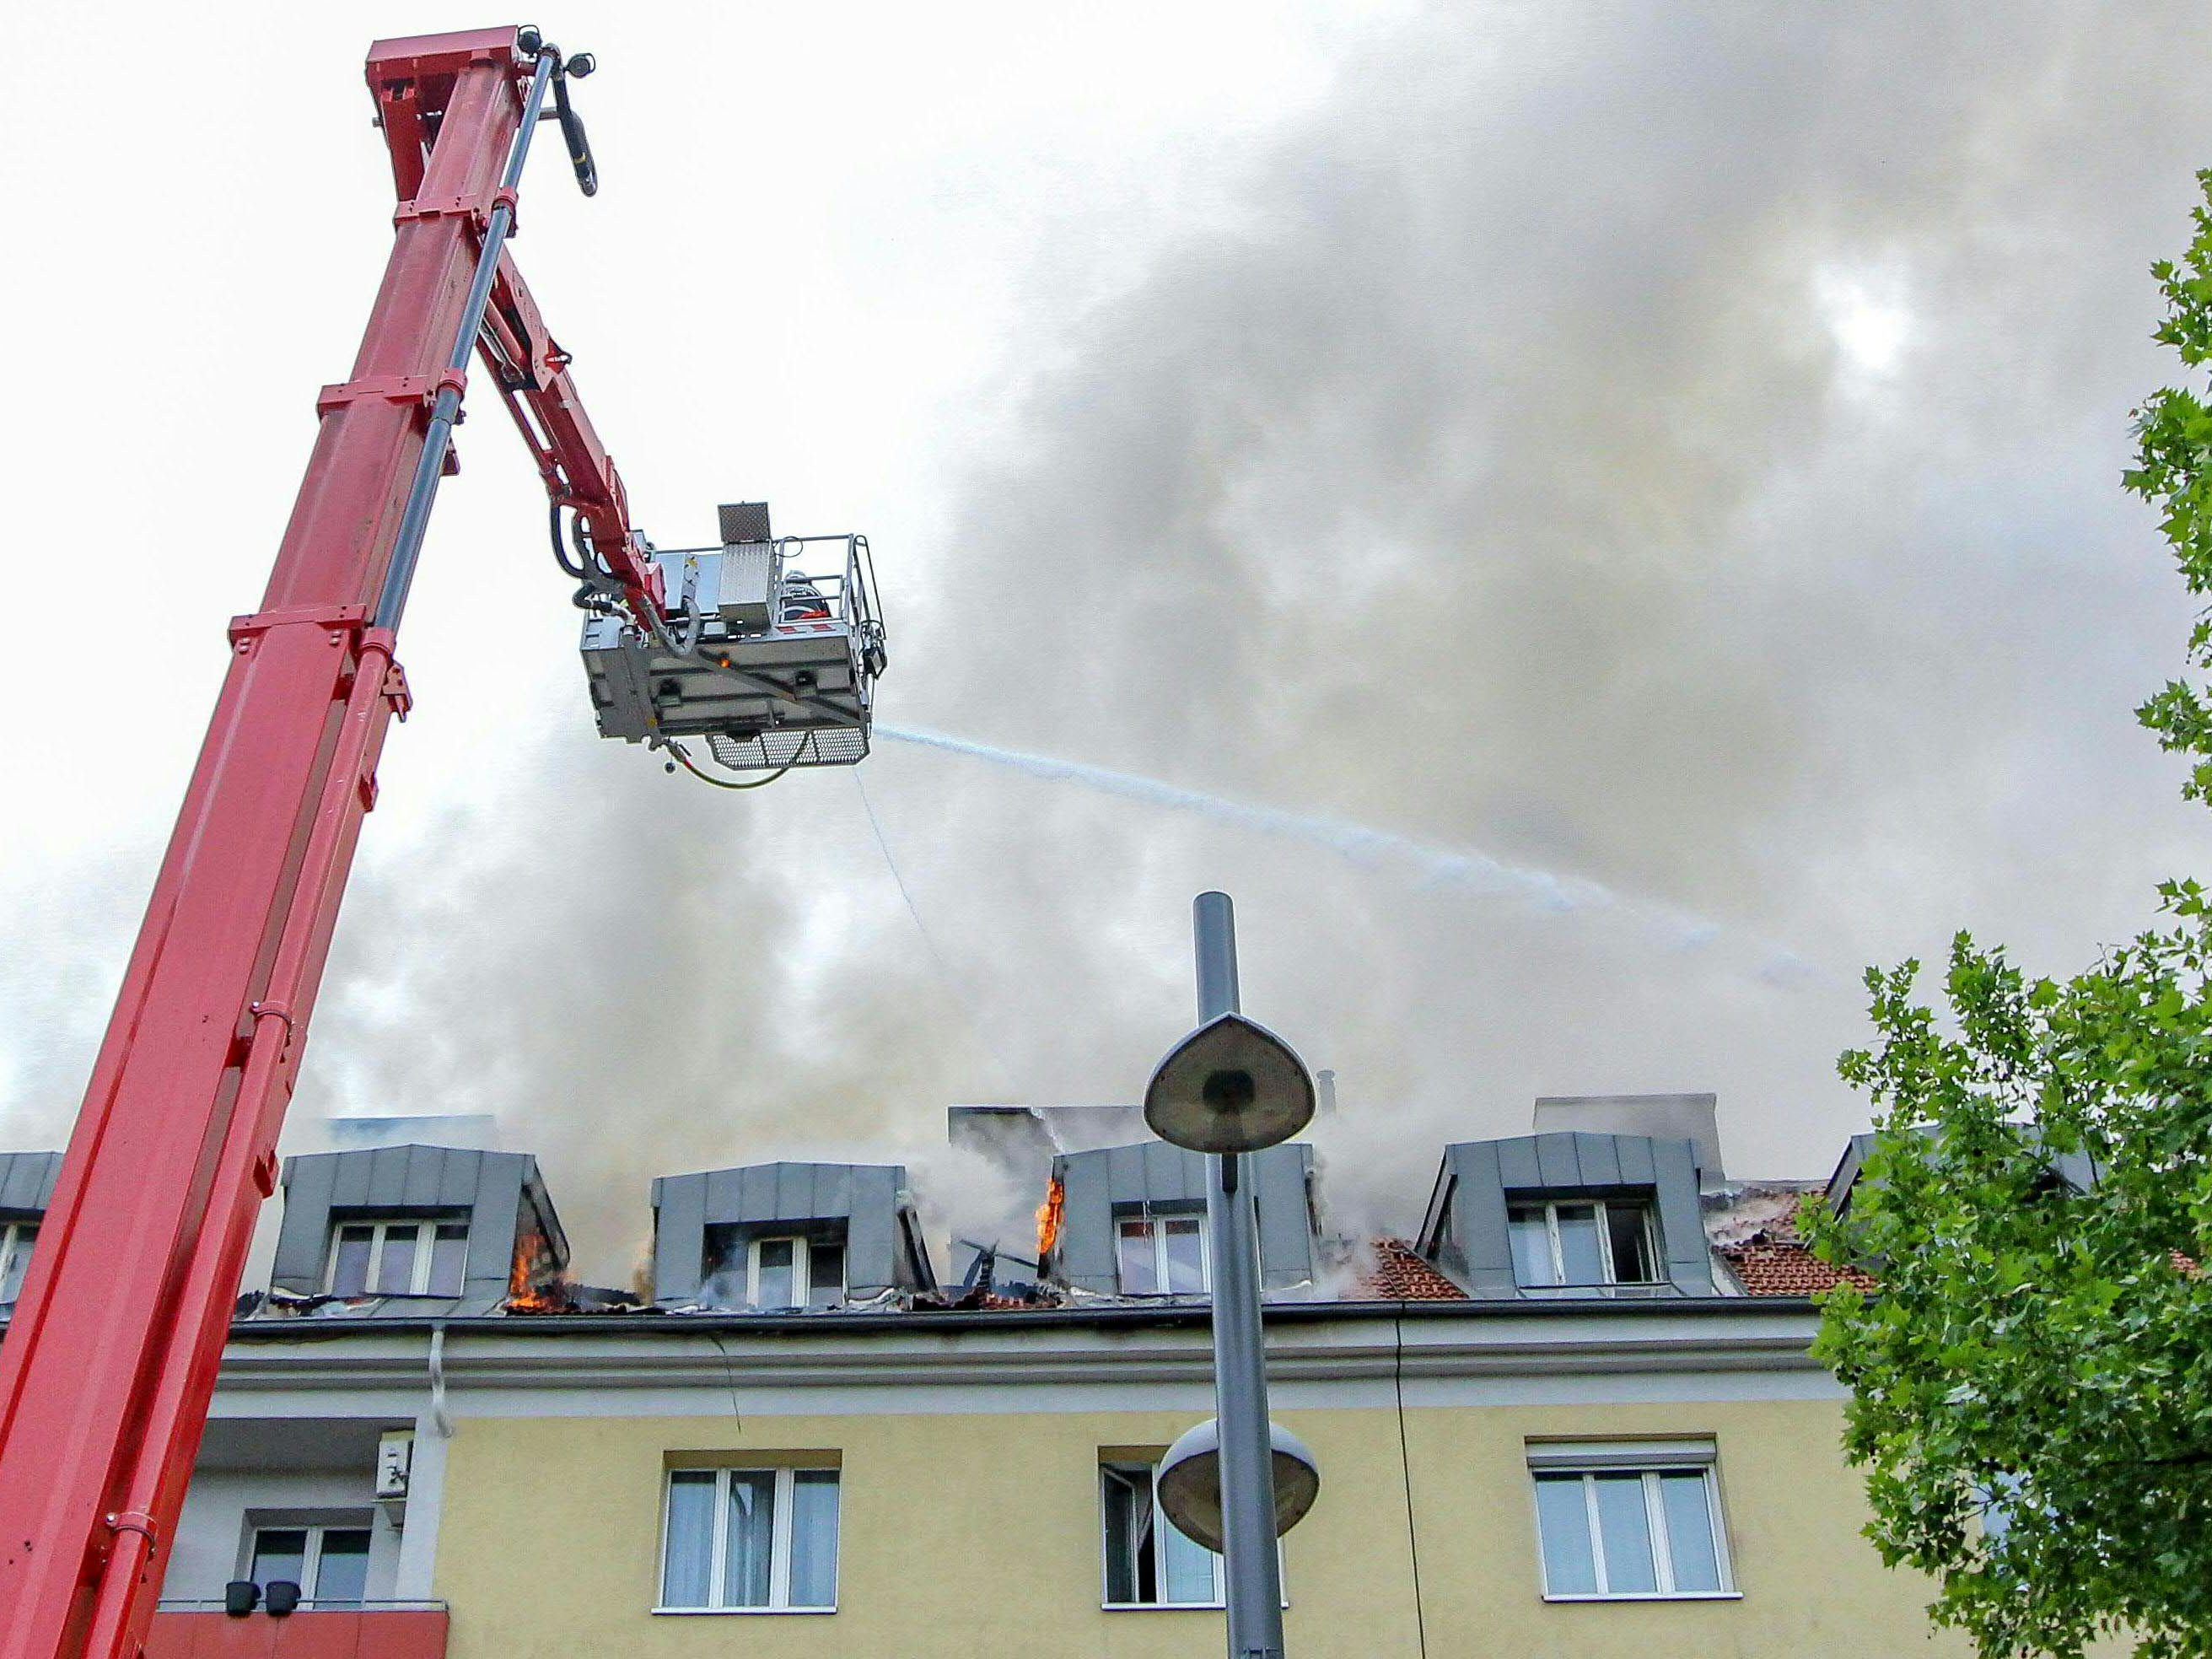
[
  {"xmin": 1354, "ymin": 1238, "xmax": 1469, "ymax": 1301},
  {"xmin": 1717, "ymin": 1229, "xmax": 1873, "ymax": 1297}
]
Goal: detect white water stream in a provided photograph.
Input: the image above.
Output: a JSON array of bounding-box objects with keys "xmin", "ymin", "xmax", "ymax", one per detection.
[{"xmin": 875, "ymin": 724, "xmax": 1754, "ymax": 961}]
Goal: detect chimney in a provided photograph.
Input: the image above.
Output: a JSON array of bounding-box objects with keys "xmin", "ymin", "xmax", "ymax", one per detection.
[{"xmin": 1316, "ymin": 1069, "xmax": 1339, "ymax": 1118}]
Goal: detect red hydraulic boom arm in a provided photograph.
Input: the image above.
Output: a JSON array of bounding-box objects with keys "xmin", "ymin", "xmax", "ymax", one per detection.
[{"xmin": 0, "ymin": 28, "xmax": 688, "ymax": 1656}]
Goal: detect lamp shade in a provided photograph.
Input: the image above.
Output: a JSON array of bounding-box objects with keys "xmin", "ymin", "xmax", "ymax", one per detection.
[
  {"xmin": 1142, "ymin": 1012, "xmax": 1316, "ymax": 1154},
  {"xmin": 1154, "ymin": 1416, "xmax": 1321, "ymax": 1551}
]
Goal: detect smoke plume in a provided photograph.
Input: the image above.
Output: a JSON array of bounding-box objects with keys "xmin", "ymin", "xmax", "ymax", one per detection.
[{"xmin": 10, "ymin": 5, "xmax": 2212, "ymax": 1277}]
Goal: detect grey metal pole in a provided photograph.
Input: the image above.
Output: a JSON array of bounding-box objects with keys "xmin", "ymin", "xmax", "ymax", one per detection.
[{"xmin": 1193, "ymin": 891, "xmax": 1287, "ymax": 1659}]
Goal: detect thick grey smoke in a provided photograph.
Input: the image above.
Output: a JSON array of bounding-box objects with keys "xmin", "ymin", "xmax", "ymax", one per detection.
[
  {"xmin": 883, "ymin": 2, "xmax": 2212, "ymax": 1240},
  {"xmin": 10, "ymin": 6, "xmax": 2212, "ymax": 1277}
]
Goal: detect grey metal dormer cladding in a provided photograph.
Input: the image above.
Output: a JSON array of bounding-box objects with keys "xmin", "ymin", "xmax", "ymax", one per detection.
[
  {"xmin": 1047, "ymin": 1140, "xmax": 1317, "ymax": 1295},
  {"xmin": 1825, "ymin": 1123, "xmax": 2100, "ymax": 1223},
  {"xmin": 269, "ymin": 1145, "xmax": 569, "ymax": 1315},
  {"xmin": 1419, "ymin": 1133, "xmax": 1714, "ymax": 1298},
  {"xmin": 650, "ymin": 1161, "xmax": 936, "ymax": 1306},
  {"xmin": 0, "ymin": 1152, "xmax": 62, "ymax": 1219}
]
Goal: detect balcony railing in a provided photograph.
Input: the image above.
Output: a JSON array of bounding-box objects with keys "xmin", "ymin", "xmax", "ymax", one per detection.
[{"xmin": 147, "ymin": 1601, "xmax": 446, "ymax": 1657}]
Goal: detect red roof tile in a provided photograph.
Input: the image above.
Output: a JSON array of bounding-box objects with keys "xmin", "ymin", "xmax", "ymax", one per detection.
[
  {"xmin": 1354, "ymin": 1239, "xmax": 1469, "ymax": 1301},
  {"xmin": 1718, "ymin": 1234, "xmax": 1874, "ymax": 1297}
]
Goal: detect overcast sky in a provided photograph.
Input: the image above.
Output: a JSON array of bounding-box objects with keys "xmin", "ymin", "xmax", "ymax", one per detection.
[{"xmin": 5, "ymin": 4, "xmax": 2210, "ymax": 1279}]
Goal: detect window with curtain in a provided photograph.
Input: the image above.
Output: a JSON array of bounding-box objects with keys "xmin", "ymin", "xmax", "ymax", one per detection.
[
  {"xmin": 1527, "ymin": 1443, "xmax": 1733, "ymax": 1600},
  {"xmin": 659, "ymin": 1467, "xmax": 839, "ymax": 1611}
]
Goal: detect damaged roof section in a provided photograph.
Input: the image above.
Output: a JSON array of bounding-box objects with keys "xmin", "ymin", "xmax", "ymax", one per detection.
[
  {"xmin": 261, "ymin": 1145, "xmax": 569, "ymax": 1318},
  {"xmin": 1352, "ymin": 1239, "xmax": 1469, "ymax": 1301},
  {"xmin": 3, "ymin": 1085, "xmax": 1900, "ymax": 1330},
  {"xmin": 1703, "ymin": 1183, "xmax": 1871, "ymax": 1296}
]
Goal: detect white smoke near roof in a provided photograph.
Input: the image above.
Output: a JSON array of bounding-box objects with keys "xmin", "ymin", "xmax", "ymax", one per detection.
[{"xmin": 8, "ymin": 5, "xmax": 2212, "ymax": 1280}]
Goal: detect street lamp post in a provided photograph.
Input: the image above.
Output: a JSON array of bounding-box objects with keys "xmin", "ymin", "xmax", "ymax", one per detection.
[
  {"xmin": 1144, "ymin": 891, "xmax": 1319, "ymax": 1659},
  {"xmin": 1194, "ymin": 893, "xmax": 1287, "ymax": 1659}
]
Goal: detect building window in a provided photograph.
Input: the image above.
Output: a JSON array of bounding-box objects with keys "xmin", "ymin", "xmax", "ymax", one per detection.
[
  {"xmin": 659, "ymin": 1467, "xmax": 839, "ymax": 1612},
  {"xmin": 1528, "ymin": 1443, "xmax": 1733, "ymax": 1600},
  {"xmin": 1430, "ymin": 1177, "xmax": 1458, "ymax": 1262},
  {"xmin": 1116, "ymin": 1213, "xmax": 1208, "ymax": 1295},
  {"xmin": 0, "ymin": 1222, "xmax": 37, "ymax": 1304},
  {"xmin": 1101, "ymin": 1462, "xmax": 1221, "ymax": 1607},
  {"xmin": 249, "ymin": 1523, "xmax": 372, "ymax": 1606},
  {"xmin": 1507, "ymin": 1199, "xmax": 1658, "ymax": 1292},
  {"xmin": 325, "ymin": 1216, "xmax": 468, "ymax": 1297},
  {"xmin": 743, "ymin": 1233, "xmax": 849, "ymax": 1309},
  {"xmin": 700, "ymin": 1229, "xmax": 846, "ymax": 1309}
]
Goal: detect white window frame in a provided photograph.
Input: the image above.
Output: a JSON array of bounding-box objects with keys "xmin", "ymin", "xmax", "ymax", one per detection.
[
  {"xmin": 323, "ymin": 1216, "xmax": 467, "ymax": 1296},
  {"xmin": 1526, "ymin": 1441, "xmax": 1737, "ymax": 1602},
  {"xmin": 1097, "ymin": 1460, "xmax": 1287, "ymax": 1611},
  {"xmin": 1508, "ymin": 1198, "xmax": 1660, "ymax": 1290},
  {"xmin": 1099, "ymin": 1461, "xmax": 1222, "ymax": 1608},
  {"xmin": 744, "ymin": 1235, "xmax": 846, "ymax": 1309},
  {"xmin": 654, "ymin": 1466, "xmax": 838, "ymax": 1614},
  {"xmin": 246, "ymin": 1521, "xmax": 374, "ymax": 1606},
  {"xmin": 0, "ymin": 1221, "xmax": 37, "ymax": 1303},
  {"xmin": 1115, "ymin": 1211, "xmax": 1210, "ymax": 1296}
]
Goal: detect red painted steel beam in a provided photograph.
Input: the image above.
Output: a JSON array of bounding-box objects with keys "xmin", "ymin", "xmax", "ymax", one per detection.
[
  {"xmin": 0, "ymin": 30, "xmax": 542, "ymax": 1658},
  {"xmin": 477, "ymin": 250, "xmax": 662, "ymax": 616}
]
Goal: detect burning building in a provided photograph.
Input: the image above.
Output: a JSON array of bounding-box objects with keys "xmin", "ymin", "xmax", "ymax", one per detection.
[{"xmin": 0, "ymin": 1097, "xmax": 2018, "ymax": 1658}]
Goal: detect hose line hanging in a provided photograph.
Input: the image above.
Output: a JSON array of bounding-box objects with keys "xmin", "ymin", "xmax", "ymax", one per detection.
[
  {"xmin": 659, "ymin": 738, "xmax": 792, "ymax": 790},
  {"xmin": 549, "ymin": 499, "xmax": 588, "ymax": 579}
]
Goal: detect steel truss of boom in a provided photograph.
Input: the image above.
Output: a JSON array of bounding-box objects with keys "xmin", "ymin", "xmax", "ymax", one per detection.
[{"xmin": 0, "ymin": 27, "xmax": 678, "ymax": 1657}]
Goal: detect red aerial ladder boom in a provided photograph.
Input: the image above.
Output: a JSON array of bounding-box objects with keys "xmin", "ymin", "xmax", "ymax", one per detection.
[{"xmin": 0, "ymin": 27, "xmax": 881, "ymax": 1656}]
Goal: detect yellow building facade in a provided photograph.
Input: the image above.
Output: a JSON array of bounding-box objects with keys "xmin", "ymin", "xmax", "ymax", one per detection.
[
  {"xmin": 170, "ymin": 1304, "xmax": 1992, "ymax": 1659},
  {"xmin": 121, "ymin": 1127, "xmax": 2107, "ymax": 1656}
]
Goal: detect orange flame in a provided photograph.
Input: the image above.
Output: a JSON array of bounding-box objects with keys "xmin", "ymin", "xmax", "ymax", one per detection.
[
  {"xmin": 506, "ymin": 1226, "xmax": 570, "ymax": 1313},
  {"xmin": 1035, "ymin": 1175, "xmax": 1066, "ymax": 1263}
]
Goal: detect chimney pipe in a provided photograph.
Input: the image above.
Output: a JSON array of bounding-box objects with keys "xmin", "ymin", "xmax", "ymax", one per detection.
[{"xmin": 1316, "ymin": 1069, "xmax": 1338, "ymax": 1117}]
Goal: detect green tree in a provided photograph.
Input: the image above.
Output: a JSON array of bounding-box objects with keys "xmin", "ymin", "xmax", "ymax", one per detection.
[{"xmin": 1805, "ymin": 174, "xmax": 2212, "ymax": 1658}]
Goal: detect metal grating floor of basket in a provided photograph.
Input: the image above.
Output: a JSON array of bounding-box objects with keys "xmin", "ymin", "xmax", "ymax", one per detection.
[{"xmin": 706, "ymin": 726, "xmax": 871, "ymax": 769}]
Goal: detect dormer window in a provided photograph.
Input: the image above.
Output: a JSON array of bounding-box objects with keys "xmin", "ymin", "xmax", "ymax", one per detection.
[
  {"xmin": 1508, "ymin": 1199, "xmax": 1658, "ymax": 1294},
  {"xmin": 1117, "ymin": 1210, "xmax": 1208, "ymax": 1295},
  {"xmin": 0, "ymin": 1222, "xmax": 36, "ymax": 1304},
  {"xmin": 325, "ymin": 1216, "xmax": 468, "ymax": 1298}
]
